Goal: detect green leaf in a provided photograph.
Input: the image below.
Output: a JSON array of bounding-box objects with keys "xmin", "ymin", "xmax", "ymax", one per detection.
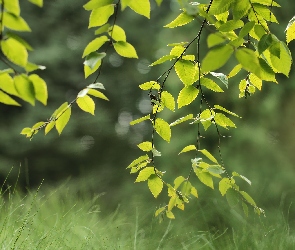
[
  {"xmin": 232, "ymin": 1, "xmax": 250, "ymax": 20},
  {"xmin": 87, "ymin": 82, "xmax": 105, "ymax": 90},
  {"xmin": 113, "ymin": 41, "xmax": 138, "ymax": 58},
  {"xmin": 239, "ymin": 21, "xmax": 255, "ymax": 38},
  {"xmin": 214, "ymin": 105, "xmax": 240, "ymax": 117},
  {"xmin": 194, "ymin": 168, "xmax": 214, "ymax": 189},
  {"xmin": 0, "ymin": 73, "xmax": 19, "ymax": 96},
  {"xmin": 137, "ymin": 141, "xmax": 152, "ymax": 151},
  {"xmin": 87, "ymin": 89, "xmax": 109, "ymax": 101},
  {"xmin": 130, "ymin": 115, "xmax": 150, "ymax": 125},
  {"xmin": 200, "ymin": 77, "xmax": 223, "ymax": 92},
  {"xmin": 174, "ymin": 176, "xmax": 186, "ymax": 189},
  {"xmin": 82, "ymin": 36, "xmax": 109, "ymax": 58},
  {"xmin": 199, "ymin": 109, "xmax": 213, "ymax": 130},
  {"xmin": 108, "ymin": 25, "xmax": 126, "ymax": 42},
  {"xmin": 127, "ymin": 154, "xmax": 149, "ymax": 169},
  {"xmin": 25, "ymin": 62, "xmax": 46, "ymax": 72},
  {"xmin": 83, "ymin": 52, "xmax": 106, "ymax": 69},
  {"xmin": 3, "ymin": 12, "xmax": 31, "ymax": 31},
  {"xmin": 235, "ymin": 48, "xmax": 261, "ymax": 77},
  {"xmin": 207, "ymin": 165, "xmax": 224, "ymax": 175},
  {"xmin": 29, "ymin": 74, "xmax": 48, "ymax": 105},
  {"xmin": 179, "ymin": 145, "xmax": 197, "ymax": 155},
  {"xmin": 77, "ymin": 95, "xmax": 95, "ymax": 115},
  {"xmin": 127, "ymin": 0, "xmax": 150, "ymax": 19},
  {"xmin": 32, "ymin": 121, "xmax": 45, "ymax": 130},
  {"xmin": 139, "ymin": 81, "xmax": 160, "ymax": 90},
  {"xmin": 258, "ymin": 34, "xmax": 273, "ymax": 55},
  {"xmin": 152, "ymin": 148, "xmax": 161, "ymax": 157},
  {"xmin": 56, "ymin": 107, "xmax": 71, "ymax": 135},
  {"xmin": 209, "ymin": 0, "xmax": 235, "ymax": 15},
  {"xmin": 148, "ymin": 174, "xmax": 163, "ymax": 198},
  {"xmin": 0, "ymin": 90, "xmax": 20, "ymax": 106},
  {"xmin": 83, "ymin": 0, "xmax": 113, "ymax": 10},
  {"xmin": 170, "ymin": 45, "xmax": 185, "ymax": 57},
  {"xmin": 20, "ymin": 127, "xmax": 33, "ymax": 137},
  {"xmin": 199, "ymin": 149, "xmax": 218, "ymax": 164},
  {"xmin": 161, "ymin": 91, "xmax": 175, "ymax": 111},
  {"xmin": 218, "ymin": 20, "xmax": 244, "ymax": 32},
  {"xmin": 155, "ymin": 207, "xmax": 166, "ymax": 217},
  {"xmin": 135, "ymin": 167, "xmax": 155, "ymax": 182},
  {"xmin": 94, "ymin": 24, "xmax": 110, "ymax": 35},
  {"xmin": 155, "ymin": 118, "xmax": 171, "ymax": 142},
  {"xmin": 150, "ymin": 55, "xmax": 176, "ymax": 66},
  {"xmin": 164, "ymin": 11, "xmax": 194, "ymax": 28},
  {"xmin": 28, "ymin": 0, "xmax": 43, "ymax": 7},
  {"xmin": 228, "ymin": 64, "xmax": 242, "ymax": 78},
  {"xmin": 226, "ymin": 188, "xmax": 240, "ymax": 207},
  {"xmin": 202, "ymin": 44, "xmax": 233, "ymax": 72},
  {"xmin": 166, "ymin": 210, "xmax": 175, "ymax": 219},
  {"xmin": 4, "ymin": 0, "xmax": 20, "ymax": 16},
  {"xmin": 210, "ymin": 72, "xmax": 228, "ymax": 88},
  {"xmin": 232, "ymin": 172, "xmax": 251, "ymax": 185},
  {"xmin": 14, "ymin": 74, "xmax": 35, "ymax": 105},
  {"xmin": 89, "ymin": 5, "xmax": 115, "ymax": 28},
  {"xmin": 207, "ymin": 33, "xmax": 226, "ymax": 48},
  {"xmin": 215, "ymin": 113, "xmax": 236, "ymax": 128},
  {"xmin": 249, "ymin": 73, "xmax": 262, "ymax": 90},
  {"xmin": 219, "ymin": 178, "xmax": 232, "ymax": 196},
  {"xmin": 1, "ymin": 38, "xmax": 28, "ymax": 67},
  {"xmin": 170, "ymin": 114, "xmax": 194, "ymax": 127},
  {"xmin": 240, "ymin": 191, "xmax": 256, "ymax": 206},
  {"xmin": 84, "ymin": 60, "xmax": 102, "ymax": 79},
  {"xmin": 45, "ymin": 121, "xmax": 55, "ymax": 135},
  {"xmin": 175, "ymin": 60, "xmax": 196, "ymax": 86},
  {"xmin": 177, "ymin": 86, "xmax": 199, "ymax": 109},
  {"xmin": 286, "ymin": 16, "xmax": 295, "ymax": 44}
]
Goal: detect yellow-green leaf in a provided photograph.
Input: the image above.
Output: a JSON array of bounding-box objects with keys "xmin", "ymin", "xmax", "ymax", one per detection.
[
  {"xmin": 150, "ymin": 55, "xmax": 176, "ymax": 66},
  {"xmin": 135, "ymin": 167, "xmax": 155, "ymax": 182},
  {"xmin": 201, "ymin": 77, "xmax": 223, "ymax": 92},
  {"xmin": 235, "ymin": 48, "xmax": 261, "ymax": 77},
  {"xmin": 166, "ymin": 210, "xmax": 175, "ymax": 219},
  {"xmin": 240, "ymin": 191, "xmax": 256, "ymax": 206},
  {"xmin": 0, "ymin": 90, "xmax": 20, "ymax": 106},
  {"xmin": 77, "ymin": 95, "xmax": 95, "ymax": 115},
  {"xmin": 87, "ymin": 89, "xmax": 109, "ymax": 101},
  {"xmin": 84, "ymin": 60, "xmax": 102, "ymax": 78},
  {"xmin": 155, "ymin": 207, "xmax": 166, "ymax": 217},
  {"xmin": 249, "ymin": 73, "xmax": 262, "ymax": 90},
  {"xmin": 155, "ymin": 118, "xmax": 171, "ymax": 142},
  {"xmin": 127, "ymin": 0, "xmax": 150, "ymax": 19},
  {"xmin": 139, "ymin": 81, "xmax": 160, "ymax": 90},
  {"xmin": 228, "ymin": 64, "xmax": 242, "ymax": 78},
  {"xmin": 89, "ymin": 5, "xmax": 115, "ymax": 28},
  {"xmin": 219, "ymin": 178, "xmax": 232, "ymax": 196},
  {"xmin": 286, "ymin": 16, "xmax": 295, "ymax": 44},
  {"xmin": 164, "ymin": 11, "xmax": 194, "ymax": 28},
  {"xmin": 137, "ymin": 141, "xmax": 152, "ymax": 151},
  {"xmin": 4, "ymin": 0, "xmax": 20, "ymax": 16},
  {"xmin": 175, "ymin": 60, "xmax": 196, "ymax": 86},
  {"xmin": 3, "ymin": 12, "xmax": 31, "ymax": 31},
  {"xmin": 113, "ymin": 41, "xmax": 138, "ymax": 58},
  {"xmin": 148, "ymin": 174, "xmax": 163, "ymax": 198},
  {"xmin": 83, "ymin": 0, "xmax": 113, "ymax": 10},
  {"xmin": 130, "ymin": 115, "xmax": 150, "ymax": 125},
  {"xmin": 174, "ymin": 176, "xmax": 186, "ymax": 189},
  {"xmin": 14, "ymin": 74, "xmax": 35, "ymax": 105},
  {"xmin": 45, "ymin": 121, "xmax": 55, "ymax": 135},
  {"xmin": 161, "ymin": 91, "xmax": 175, "ymax": 111},
  {"xmin": 179, "ymin": 145, "xmax": 197, "ymax": 154},
  {"xmin": 199, "ymin": 149, "xmax": 218, "ymax": 164},
  {"xmin": 28, "ymin": 0, "xmax": 43, "ymax": 7},
  {"xmin": 177, "ymin": 85, "xmax": 199, "ymax": 109},
  {"xmin": 82, "ymin": 36, "xmax": 109, "ymax": 58},
  {"xmin": 194, "ymin": 168, "xmax": 214, "ymax": 189},
  {"xmin": 215, "ymin": 113, "xmax": 236, "ymax": 128},
  {"xmin": 127, "ymin": 154, "xmax": 149, "ymax": 169},
  {"xmin": 55, "ymin": 107, "xmax": 71, "ymax": 135},
  {"xmin": 214, "ymin": 105, "xmax": 240, "ymax": 117},
  {"xmin": 170, "ymin": 114, "xmax": 193, "ymax": 127},
  {"xmin": 1, "ymin": 38, "xmax": 28, "ymax": 67},
  {"xmin": 0, "ymin": 73, "xmax": 19, "ymax": 96},
  {"xmin": 29, "ymin": 74, "xmax": 48, "ymax": 105},
  {"xmin": 84, "ymin": 52, "xmax": 106, "ymax": 69},
  {"xmin": 108, "ymin": 25, "xmax": 126, "ymax": 42}
]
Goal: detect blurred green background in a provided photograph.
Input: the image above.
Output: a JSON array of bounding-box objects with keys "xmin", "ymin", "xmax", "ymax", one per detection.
[{"xmin": 1, "ymin": 0, "xmax": 295, "ymax": 235}]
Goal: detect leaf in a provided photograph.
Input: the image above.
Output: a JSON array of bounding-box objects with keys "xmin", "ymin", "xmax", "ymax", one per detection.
[
  {"xmin": 199, "ymin": 109, "xmax": 214, "ymax": 130},
  {"xmin": 28, "ymin": 0, "xmax": 43, "ymax": 7},
  {"xmin": 177, "ymin": 86, "xmax": 199, "ymax": 108},
  {"xmin": 164, "ymin": 11, "xmax": 194, "ymax": 28},
  {"xmin": 232, "ymin": 1, "xmax": 250, "ymax": 20},
  {"xmin": 179, "ymin": 145, "xmax": 197, "ymax": 155},
  {"xmin": 226, "ymin": 188, "xmax": 240, "ymax": 207},
  {"xmin": 1, "ymin": 38, "xmax": 28, "ymax": 67},
  {"xmin": 130, "ymin": 115, "xmax": 150, "ymax": 125},
  {"xmin": 83, "ymin": 0, "xmax": 113, "ymax": 10},
  {"xmin": 214, "ymin": 105, "xmax": 240, "ymax": 117},
  {"xmin": 152, "ymin": 148, "xmax": 161, "ymax": 157},
  {"xmin": 82, "ymin": 36, "xmax": 109, "ymax": 58},
  {"xmin": 200, "ymin": 77, "xmax": 223, "ymax": 92},
  {"xmin": 235, "ymin": 48, "xmax": 261, "ymax": 77},
  {"xmin": 210, "ymin": 72, "xmax": 228, "ymax": 88},
  {"xmin": 0, "ymin": 90, "xmax": 20, "ymax": 106},
  {"xmin": 174, "ymin": 176, "xmax": 186, "ymax": 189},
  {"xmin": 3, "ymin": 12, "xmax": 31, "ymax": 31},
  {"xmin": 29, "ymin": 74, "xmax": 48, "ymax": 105},
  {"xmin": 14, "ymin": 74, "xmax": 35, "ymax": 105},
  {"xmin": 219, "ymin": 178, "xmax": 232, "ymax": 196},
  {"xmin": 232, "ymin": 172, "xmax": 251, "ymax": 185},
  {"xmin": 89, "ymin": 4, "xmax": 115, "ymax": 28},
  {"xmin": 215, "ymin": 113, "xmax": 236, "ymax": 128},
  {"xmin": 87, "ymin": 89, "xmax": 109, "ymax": 101},
  {"xmin": 209, "ymin": 0, "xmax": 235, "ymax": 15},
  {"xmin": 84, "ymin": 60, "xmax": 102, "ymax": 79},
  {"xmin": 6, "ymin": 32, "xmax": 33, "ymax": 51},
  {"xmin": 77, "ymin": 95, "xmax": 95, "ymax": 115},
  {"xmin": 56, "ymin": 107, "xmax": 71, "ymax": 135},
  {"xmin": 137, "ymin": 141, "xmax": 152, "ymax": 151},
  {"xmin": 207, "ymin": 33, "xmax": 226, "ymax": 48},
  {"xmin": 170, "ymin": 45, "xmax": 185, "ymax": 57},
  {"xmin": 113, "ymin": 41, "xmax": 138, "ymax": 58},
  {"xmin": 161, "ymin": 91, "xmax": 175, "ymax": 111},
  {"xmin": 155, "ymin": 207, "xmax": 166, "ymax": 217},
  {"xmin": 45, "ymin": 121, "xmax": 55, "ymax": 135},
  {"xmin": 218, "ymin": 20, "xmax": 244, "ymax": 32},
  {"xmin": 249, "ymin": 73, "xmax": 262, "ymax": 90},
  {"xmin": 286, "ymin": 16, "xmax": 295, "ymax": 44},
  {"xmin": 20, "ymin": 127, "xmax": 32, "ymax": 136},
  {"xmin": 148, "ymin": 174, "xmax": 163, "ymax": 198},
  {"xmin": 228, "ymin": 64, "xmax": 242, "ymax": 78},
  {"xmin": 127, "ymin": 0, "xmax": 150, "ymax": 19},
  {"xmin": 0, "ymin": 73, "xmax": 19, "ymax": 96},
  {"xmin": 94, "ymin": 24, "xmax": 110, "ymax": 35},
  {"xmin": 135, "ymin": 167, "xmax": 155, "ymax": 182},
  {"xmin": 240, "ymin": 191, "xmax": 256, "ymax": 206},
  {"xmin": 170, "ymin": 114, "xmax": 193, "ymax": 127},
  {"xmin": 25, "ymin": 62, "xmax": 46, "ymax": 72},
  {"xmin": 127, "ymin": 154, "xmax": 149, "ymax": 169},
  {"xmin": 194, "ymin": 168, "xmax": 214, "ymax": 189},
  {"xmin": 201, "ymin": 44, "xmax": 233, "ymax": 72},
  {"xmin": 175, "ymin": 60, "xmax": 196, "ymax": 86},
  {"xmin": 83, "ymin": 52, "xmax": 106, "ymax": 69},
  {"xmin": 139, "ymin": 81, "xmax": 160, "ymax": 90},
  {"xmin": 207, "ymin": 165, "xmax": 224, "ymax": 175},
  {"xmin": 150, "ymin": 55, "xmax": 176, "ymax": 66},
  {"xmin": 4, "ymin": 0, "xmax": 20, "ymax": 15},
  {"xmin": 108, "ymin": 25, "xmax": 126, "ymax": 42},
  {"xmin": 166, "ymin": 210, "xmax": 175, "ymax": 219},
  {"xmin": 239, "ymin": 21, "xmax": 255, "ymax": 38},
  {"xmin": 199, "ymin": 149, "xmax": 218, "ymax": 164},
  {"xmin": 155, "ymin": 118, "xmax": 171, "ymax": 142}
]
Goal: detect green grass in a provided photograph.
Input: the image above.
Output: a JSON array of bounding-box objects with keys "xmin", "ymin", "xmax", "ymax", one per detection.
[{"xmin": 0, "ymin": 179, "xmax": 294, "ymax": 250}]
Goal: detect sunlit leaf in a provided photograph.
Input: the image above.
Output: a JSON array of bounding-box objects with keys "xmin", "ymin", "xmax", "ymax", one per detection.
[
  {"xmin": 201, "ymin": 77, "xmax": 223, "ymax": 92},
  {"xmin": 56, "ymin": 107, "xmax": 71, "ymax": 135},
  {"xmin": 127, "ymin": 0, "xmax": 150, "ymax": 19},
  {"xmin": 87, "ymin": 89, "xmax": 109, "ymax": 101},
  {"xmin": 155, "ymin": 118, "xmax": 171, "ymax": 142},
  {"xmin": 108, "ymin": 25, "xmax": 126, "ymax": 41},
  {"xmin": 175, "ymin": 60, "xmax": 196, "ymax": 86},
  {"xmin": 161, "ymin": 91, "xmax": 175, "ymax": 111},
  {"xmin": 137, "ymin": 141, "xmax": 152, "ymax": 151},
  {"xmin": 139, "ymin": 81, "xmax": 160, "ymax": 90},
  {"xmin": 164, "ymin": 11, "xmax": 194, "ymax": 28},
  {"xmin": 135, "ymin": 167, "xmax": 155, "ymax": 182},
  {"xmin": 77, "ymin": 95, "xmax": 95, "ymax": 115},
  {"xmin": 170, "ymin": 114, "xmax": 193, "ymax": 127},
  {"xmin": 130, "ymin": 115, "xmax": 150, "ymax": 125},
  {"xmin": 127, "ymin": 154, "xmax": 149, "ymax": 169},
  {"xmin": 82, "ymin": 36, "xmax": 109, "ymax": 58},
  {"xmin": 177, "ymin": 86, "xmax": 199, "ymax": 108},
  {"xmin": 0, "ymin": 90, "xmax": 20, "ymax": 106},
  {"xmin": 113, "ymin": 41, "xmax": 138, "ymax": 58},
  {"xmin": 179, "ymin": 145, "xmax": 197, "ymax": 155},
  {"xmin": 3, "ymin": 12, "xmax": 31, "ymax": 31},
  {"xmin": 0, "ymin": 73, "xmax": 19, "ymax": 96},
  {"xmin": 89, "ymin": 4, "xmax": 115, "ymax": 28},
  {"xmin": 148, "ymin": 174, "xmax": 163, "ymax": 198},
  {"xmin": 150, "ymin": 55, "xmax": 176, "ymax": 66},
  {"xmin": 1, "ymin": 38, "xmax": 28, "ymax": 67},
  {"xmin": 83, "ymin": 52, "xmax": 106, "ymax": 69},
  {"xmin": 29, "ymin": 74, "xmax": 48, "ymax": 105},
  {"xmin": 14, "ymin": 74, "xmax": 35, "ymax": 105},
  {"xmin": 83, "ymin": 0, "xmax": 113, "ymax": 10},
  {"xmin": 219, "ymin": 178, "xmax": 232, "ymax": 196}
]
